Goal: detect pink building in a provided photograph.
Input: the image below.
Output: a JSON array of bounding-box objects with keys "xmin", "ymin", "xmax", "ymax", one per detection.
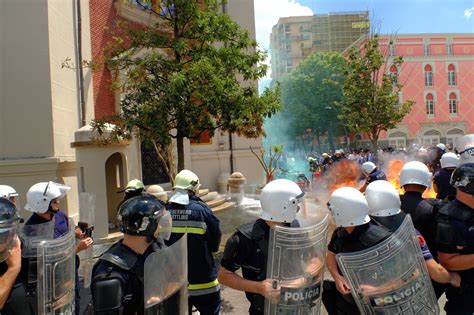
[{"xmin": 355, "ymin": 34, "xmax": 474, "ymax": 149}]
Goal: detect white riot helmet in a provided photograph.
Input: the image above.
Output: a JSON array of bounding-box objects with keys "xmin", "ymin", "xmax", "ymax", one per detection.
[
  {"xmin": 440, "ymin": 152, "xmax": 460, "ymax": 169},
  {"xmin": 399, "ymin": 161, "xmax": 432, "ymax": 188},
  {"xmin": 0, "ymin": 185, "xmax": 18, "ymax": 204},
  {"xmin": 362, "ymin": 162, "xmax": 377, "ymax": 175},
  {"xmin": 260, "ymin": 179, "xmax": 304, "ymax": 223},
  {"xmin": 25, "ymin": 182, "xmax": 69, "ymax": 213},
  {"xmin": 365, "ymin": 180, "xmax": 401, "ymax": 217},
  {"xmin": 328, "ymin": 187, "xmax": 370, "ymax": 227},
  {"xmin": 455, "ymin": 134, "xmax": 474, "ymax": 165},
  {"xmin": 436, "ymin": 143, "xmax": 446, "ymax": 151}
]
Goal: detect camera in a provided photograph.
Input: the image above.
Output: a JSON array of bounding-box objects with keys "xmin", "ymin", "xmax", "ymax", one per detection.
[{"xmin": 78, "ymin": 221, "xmax": 94, "ymax": 238}]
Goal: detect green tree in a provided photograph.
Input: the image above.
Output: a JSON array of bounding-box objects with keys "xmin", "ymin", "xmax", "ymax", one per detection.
[
  {"xmin": 94, "ymin": 0, "xmax": 280, "ymax": 175},
  {"xmin": 337, "ymin": 35, "xmax": 414, "ymax": 157},
  {"xmin": 278, "ymin": 52, "xmax": 347, "ymax": 151}
]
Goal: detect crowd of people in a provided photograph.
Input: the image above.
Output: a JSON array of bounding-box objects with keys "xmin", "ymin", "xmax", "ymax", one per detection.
[{"xmin": 1, "ymin": 135, "xmax": 474, "ymax": 314}]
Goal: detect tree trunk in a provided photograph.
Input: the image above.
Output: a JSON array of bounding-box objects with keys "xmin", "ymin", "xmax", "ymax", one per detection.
[
  {"xmin": 328, "ymin": 127, "xmax": 335, "ymax": 152},
  {"xmin": 177, "ymin": 135, "xmax": 184, "ymax": 171},
  {"xmin": 370, "ymin": 136, "xmax": 378, "ymax": 163},
  {"xmin": 229, "ymin": 132, "xmax": 234, "ymax": 173},
  {"xmin": 316, "ymin": 129, "xmax": 322, "ymax": 153},
  {"xmin": 152, "ymin": 142, "xmax": 176, "ymax": 186}
]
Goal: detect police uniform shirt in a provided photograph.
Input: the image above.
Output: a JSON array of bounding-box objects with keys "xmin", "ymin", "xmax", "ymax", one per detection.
[
  {"xmin": 0, "ymin": 261, "xmax": 7, "ymax": 276},
  {"xmin": 328, "ymin": 222, "xmax": 391, "ymax": 254},
  {"xmin": 416, "ymin": 232, "xmax": 433, "ymax": 261},
  {"xmin": 433, "ymin": 168, "xmax": 456, "ymax": 200},
  {"xmin": 92, "ymin": 240, "xmax": 160, "ymax": 315},
  {"xmin": 366, "ymin": 170, "xmax": 387, "ymax": 185},
  {"xmin": 436, "ymin": 199, "xmax": 474, "ymax": 313},
  {"xmin": 24, "ymin": 211, "xmax": 69, "ymax": 238},
  {"xmin": 436, "ymin": 199, "xmax": 474, "ymax": 254},
  {"xmin": 220, "ymin": 219, "xmax": 269, "ymax": 314},
  {"xmin": 400, "ymin": 191, "xmax": 439, "ymax": 257}
]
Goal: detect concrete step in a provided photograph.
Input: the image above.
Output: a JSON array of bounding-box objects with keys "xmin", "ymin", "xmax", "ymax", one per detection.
[
  {"xmin": 198, "ymin": 189, "xmax": 209, "ymax": 197},
  {"xmin": 212, "ymin": 201, "xmax": 235, "ymax": 213},
  {"xmin": 201, "ymin": 191, "xmax": 218, "ymax": 202},
  {"xmin": 207, "ymin": 196, "xmax": 226, "ymax": 208}
]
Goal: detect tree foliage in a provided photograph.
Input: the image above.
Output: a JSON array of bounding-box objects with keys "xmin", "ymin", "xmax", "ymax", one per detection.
[
  {"xmin": 337, "ymin": 36, "xmax": 414, "ymax": 155},
  {"xmin": 275, "ymin": 52, "xmax": 347, "ymax": 151},
  {"xmin": 94, "ymin": 0, "xmax": 281, "ymax": 174}
]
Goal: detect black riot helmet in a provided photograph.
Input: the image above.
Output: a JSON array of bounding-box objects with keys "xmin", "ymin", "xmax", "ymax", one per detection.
[
  {"xmin": 0, "ymin": 198, "xmax": 23, "ymax": 262},
  {"xmin": 450, "ymin": 163, "xmax": 474, "ymax": 195},
  {"xmin": 0, "ymin": 198, "xmax": 20, "ymax": 223},
  {"xmin": 117, "ymin": 195, "xmax": 171, "ymax": 239}
]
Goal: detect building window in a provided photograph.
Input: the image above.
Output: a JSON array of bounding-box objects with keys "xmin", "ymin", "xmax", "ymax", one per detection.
[
  {"xmin": 448, "ymin": 64, "xmax": 456, "ymax": 86},
  {"xmin": 446, "ymin": 128, "xmax": 464, "ymax": 147},
  {"xmin": 285, "ymin": 43, "xmax": 292, "ymax": 52},
  {"xmin": 388, "ymin": 131, "xmax": 407, "ymax": 149},
  {"xmin": 447, "ymin": 44, "xmax": 453, "ymax": 56},
  {"xmin": 284, "ymin": 24, "xmax": 290, "ymax": 33},
  {"xmin": 424, "ymin": 45, "xmax": 430, "ymax": 56},
  {"xmin": 389, "ymin": 65, "xmax": 398, "ymax": 85},
  {"xmin": 301, "ymin": 33, "xmax": 310, "ymax": 40},
  {"xmin": 389, "ymin": 45, "xmax": 396, "ymax": 57},
  {"xmin": 425, "ymin": 93, "xmax": 435, "ymax": 115},
  {"xmin": 423, "ymin": 130, "xmax": 441, "ymax": 146},
  {"xmin": 449, "ymin": 92, "xmax": 458, "ymax": 115},
  {"xmin": 424, "ymin": 65, "xmax": 433, "ymax": 86}
]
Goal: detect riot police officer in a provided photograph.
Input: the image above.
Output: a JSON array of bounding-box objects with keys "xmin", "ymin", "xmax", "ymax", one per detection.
[
  {"xmin": 0, "ymin": 198, "xmax": 23, "ymax": 313},
  {"xmin": 91, "ymin": 195, "xmax": 172, "ymax": 314},
  {"xmin": 436, "ymin": 163, "xmax": 474, "ymax": 314},
  {"xmin": 23, "ymin": 181, "xmax": 92, "ymax": 314},
  {"xmin": 433, "ymin": 152, "xmax": 460, "ymax": 200},
  {"xmin": 399, "ymin": 162, "xmax": 447, "ymax": 297},
  {"xmin": 399, "ymin": 161, "xmax": 441, "ymax": 255},
  {"xmin": 359, "ymin": 161, "xmax": 387, "ymax": 192},
  {"xmin": 166, "ymin": 170, "xmax": 221, "ymax": 315},
  {"xmin": 365, "ymin": 180, "xmax": 460, "ymax": 288},
  {"xmin": 218, "ymin": 179, "xmax": 306, "ymax": 315},
  {"xmin": 0, "ymin": 186, "xmax": 19, "ymax": 207},
  {"xmin": 323, "ymin": 187, "xmax": 391, "ymax": 315}
]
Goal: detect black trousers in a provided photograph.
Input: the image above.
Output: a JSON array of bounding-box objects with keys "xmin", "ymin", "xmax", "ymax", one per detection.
[
  {"xmin": 188, "ymin": 291, "xmax": 221, "ymax": 315},
  {"xmin": 322, "ymin": 280, "xmax": 360, "ymax": 315}
]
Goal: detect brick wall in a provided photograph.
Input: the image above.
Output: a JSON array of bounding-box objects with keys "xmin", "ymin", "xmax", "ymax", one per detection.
[{"xmin": 89, "ymin": 0, "xmax": 117, "ymax": 119}]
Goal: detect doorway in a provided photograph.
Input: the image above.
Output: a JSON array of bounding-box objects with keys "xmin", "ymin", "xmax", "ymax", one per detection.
[{"xmin": 105, "ymin": 153, "xmax": 126, "ymax": 231}]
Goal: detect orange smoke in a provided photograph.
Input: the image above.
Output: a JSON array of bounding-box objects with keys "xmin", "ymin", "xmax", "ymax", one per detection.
[
  {"xmin": 321, "ymin": 160, "xmax": 363, "ymax": 194},
  {"xmin": 385, "ymin": 159, "xmax": 437, "ymax": 198}
]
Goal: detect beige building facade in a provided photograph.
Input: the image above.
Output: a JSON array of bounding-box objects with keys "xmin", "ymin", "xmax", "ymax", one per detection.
[
  {"xmin": 270, "ymin": 11, "xmax": 369, "ymax": 80},
  {"xmin": 1, "ymin": 0, "xmax": 264, "ymax": 240},
  {"xmin": 0, "ymin": 0, "xmax": 94, "ymax": 220}
]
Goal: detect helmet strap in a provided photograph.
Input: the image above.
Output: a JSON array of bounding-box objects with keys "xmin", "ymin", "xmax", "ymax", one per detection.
[{"xmin": 146, "ymin": 234, "xmax": 157, "ymax": 244}]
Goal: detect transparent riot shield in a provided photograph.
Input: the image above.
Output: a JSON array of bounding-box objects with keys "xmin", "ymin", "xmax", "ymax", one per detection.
[
  {"xmin": 20, "ymin": 219, "xmax": 55, "ymax": 258},
  {"xmin": 77, "ymin": 192, "xmax": 95, "ymax": 288},
  {"xmin": 336, "ymin": 215, "xmax": 439, "ymax": 315},
  {"xmin": 265, "ymin": 207, "xmax": 329, "ymax": 315},
  {"xmin": 144, "ymin": 234, "xmax": 188, "ymax": 315},
  {"xmin": 37, "ymin": 218, "xmax": 76, "ymax": 315}
]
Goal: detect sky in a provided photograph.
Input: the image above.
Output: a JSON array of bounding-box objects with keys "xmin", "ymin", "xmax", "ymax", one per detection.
[{"xmin": 254, "ymin": 0, "xmax": 474, "ymax": 90}]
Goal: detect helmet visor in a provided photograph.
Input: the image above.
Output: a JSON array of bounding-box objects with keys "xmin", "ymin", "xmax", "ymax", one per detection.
[
  {"xmin": 295, "ymin": 192, "xmax": 306, "ymax": 217},
  {"xmin": 156, "ymin": 210, "xmax": 172, "ymax": 241},
  {"xmin": 0, "ymin": 221, "xmax": 19, "ymax": 262}
]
